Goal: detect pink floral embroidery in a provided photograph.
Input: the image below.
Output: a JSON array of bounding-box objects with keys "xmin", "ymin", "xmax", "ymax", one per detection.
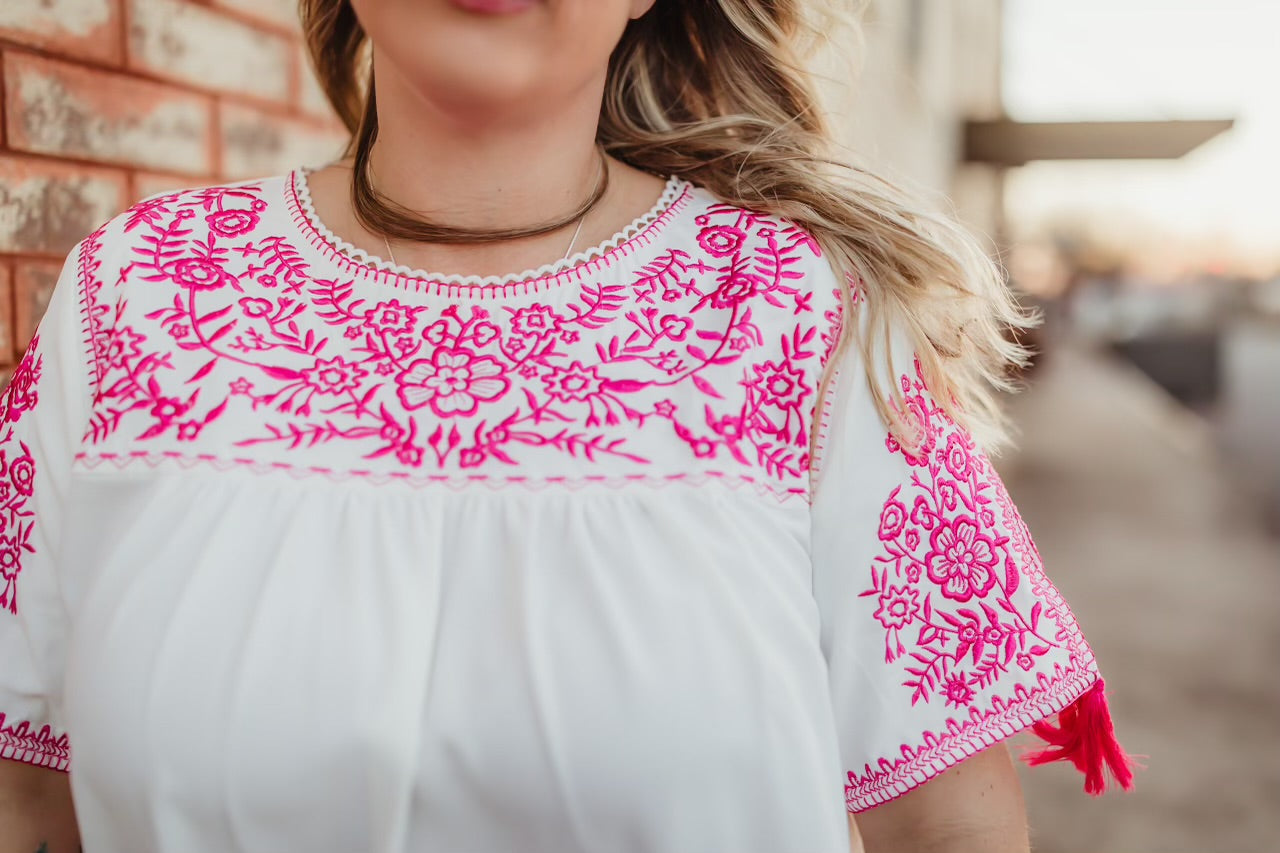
[
  {"xmin": 0, "ymin": 335, "xmax": 41, "ymax": 614},
  {"xmin": 0, "ymin": 712, "xmax": 70, "ymax": 771},
  {"xmin": 845, "ymin": 353, "xmax": 1100, "ymax": 811},
  {"xmin": 79, "ymin": 180, "xmax": 831, "ymax": 492},
  {"xmin": 858, "ymin": 356, "xmax": 1065, "ymax": 707},
  {"xmin": 396, "ymin": 347, "xmax": 510, "ymax": 417}
]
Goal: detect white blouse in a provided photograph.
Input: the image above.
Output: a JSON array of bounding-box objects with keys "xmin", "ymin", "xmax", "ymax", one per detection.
[{"xmin": 0, "ymin": 169, "xmax": 1119, "ymax": 853}]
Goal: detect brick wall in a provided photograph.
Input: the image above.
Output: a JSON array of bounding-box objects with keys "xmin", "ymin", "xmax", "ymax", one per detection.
[{"xmin": 0, "ymin": 0, "xmax": 348, "ymax": 384}]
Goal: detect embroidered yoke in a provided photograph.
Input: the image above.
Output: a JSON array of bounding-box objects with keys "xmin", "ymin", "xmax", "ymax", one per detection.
[{"xmin": 0, "ymin": 170, "xmax": 1130, "ymax": 853}]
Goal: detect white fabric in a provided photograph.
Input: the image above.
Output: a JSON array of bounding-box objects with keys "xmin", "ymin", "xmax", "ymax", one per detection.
[{"xmin": 0, "ymin": 170, "xmax": 1101, "ymax": 853}]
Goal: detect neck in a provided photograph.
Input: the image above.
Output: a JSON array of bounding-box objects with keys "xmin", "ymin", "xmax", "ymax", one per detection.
[{"xmin": 367, "ymin": 56, "xmax": 609, "ymax": 232}]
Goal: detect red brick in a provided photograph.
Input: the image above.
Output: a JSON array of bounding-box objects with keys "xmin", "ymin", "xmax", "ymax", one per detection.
[
  {"xmin": 0, "ymin": 263, "xmax": 12, "ymax": 364},
  {"xmin": 13, "ymin": 260, "xmax": 62, "ymax": 352},
  {"xmin": 0, "ymin": 156, "xmax": 128, "ymax": 256},
  {"xmin": 0, "ymin": 0, "xmax": 123, "ymax": 66},
  {"xmin": 131, "ymin": 170, "xmax": 203, "ymax": 201},
  {"xmin": 4, "ymin": 52, "xmax": 213, "ymax": 175},
  {"xmin": 127, "ymin": 0, "xmax": 291, "ymax": 102},
  {"xmin": 210, "ymin": 0, "xmax": 299, "ymax": 32},
  {"xmin": 218, "ymin": 101, "xmax": 347, "ymax": 180}
]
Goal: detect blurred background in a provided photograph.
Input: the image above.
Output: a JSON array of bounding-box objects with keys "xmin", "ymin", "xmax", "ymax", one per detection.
[{"xmin": 0, "ymin": 0, "xmax": 1276, "ymax": 850}]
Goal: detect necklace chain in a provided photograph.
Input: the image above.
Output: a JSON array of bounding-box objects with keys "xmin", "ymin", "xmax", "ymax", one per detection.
[{"xmin": 380, "ymin": 153, "xmax": 603, "ymax": 270}]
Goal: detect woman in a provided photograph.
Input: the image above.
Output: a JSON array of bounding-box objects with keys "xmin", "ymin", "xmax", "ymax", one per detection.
[{"xmin": 0, "ymin": 0, "xmax": 1133, "ymax": 851}]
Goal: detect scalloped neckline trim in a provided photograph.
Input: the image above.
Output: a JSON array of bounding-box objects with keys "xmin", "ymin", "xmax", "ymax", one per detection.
[{"xmin": 288, "ymin": 166, "xmax": 690, "ymax": 292}]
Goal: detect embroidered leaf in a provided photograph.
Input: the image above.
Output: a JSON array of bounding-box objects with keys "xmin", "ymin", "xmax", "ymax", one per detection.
[
  {"xmin": 259, "ymin": 365, "xmax": 302, "ymax": 381},
  {"xmin": 602, "ymin": 379, "xmax": 648, "ymax": 393},
  {"xmin": 917, "ymin": 624, "xmax": 942, "ymax": 646},
  {"xmin": 1005, "ymin": 554, "xmax": 1021, "ymax": 596},
  {"xmin": 188, "ymin": 359, "xmax": 218, "ymax": 383},
  {"xmin": 203, "ymin": 399, "xmax": 228, "ymax": 425},
  {"xmin": 690, "ymin": 374, "xmax": 722, "ymax": 399},
  {"xmin": 1029, "ymin": 601, "xmax": 1042, "ymax": 632},
  {"xmin": 206, "ymin": 321, "xmax": 236, "ymax": 343}
]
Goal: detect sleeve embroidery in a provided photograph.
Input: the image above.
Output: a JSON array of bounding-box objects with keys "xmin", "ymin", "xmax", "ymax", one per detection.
[{"xmin": 0, "ymin": 333, "xmax": 43, "ymax": 614}]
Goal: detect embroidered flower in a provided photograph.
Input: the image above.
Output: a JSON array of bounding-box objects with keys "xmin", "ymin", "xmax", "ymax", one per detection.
[
  {"xmin": 150, "ymin": 397, "xmax": 184, "ymax": 421},
  {"xmin": 176, "ymin": 420, "xmax": 202, "ymax": 441},
  {"xmin": 165, "ymin": 257, "xmax": 237, "ymax": 291},
  {"xmin": 887, "ymin": 395, "xmax": 936, "ymax": 467},
  {"xmin": 944, "ymin": 432, "xmax": 974, "ymax": 480},
  {"xmin": 659, "ymin": 314, "xmax": 692, "ymax": 341},
  {"xmin": 904, "ymin": 529, "xmax": 920, "ymax": 550},
  {"xmin": 689, "ymin": 437, "xmax": 716, "ymax": 458},
  {"xmin": 168, "ymin": 323, "xmax": 189, "ymax": 339},
  {"xmin": 510, "ymin": 304, "xmax": 563, "ymax": 338},
  {"xmin": 2, "ymin": 340, "xmax": 40, "ymax": 422},
  {"xmin": 6, "ymin": 449, "xmax": 35, "ymax": 497},
  {"xmin": 396, "ymin": 347, "xmax": 510, "ymax": 417},
  {"xmin": 0, "ymin": 537, "xmax": 22, "ymax": 581},
  {"xmin": 654, "ymin": 400, "xmax": 677, "ymax": 418},
  {"xmin": 943, "ymin": 673, "xmax": 975, "ymax": 708},
  {"xmin": 103, "ymin": 328, "xmax": 145, "ymax": 369},
  {"xmin": 878, "ymin": 495, "xmax": 908, "ymax": 540},
  {"xmin": 697, "ymin": 225, "xmax": 746, "ymax": 258},
  {"xmin": 396, "ymin": 446, "xmax": 423, "ymax": 467},
  {"xmin": 711, "ymin": 414, "xmax": 744, "ymax": 441},
  {"xmin": 471, "ymin": 322, "xmax": 500, "ymax": 347},
  {"xmin": 708, "ymin": 270, "xmax": 766, "ymax": 309},
  {"xmin": 229, "ymin": 378, "xmax": 253, "ymax": 395},
  {"xmin": 1016, "ymin": 654, "xmax": 1035, "ymax": 671},
  {"xmin": 748, "ymin": 359, "xmax": 810, "ymax": 412},
  {"xmin": 239, "ymin": 297, "xmax": 275, "ymax": 318},
  {"xmin": 423, "ymin": 320, "xmax": 451, "ymax": 346},
  {"xmin": 301, "ymin": 356, "xmax": 367, "ymax": 396},
  {"xmin": 543, "ymin": 361, "xmax": 603, "ymax": 403},
  {"xmin": 926, "ymin": 516, "xmax": 998, "ymax": 602},
  {"xmin": 206, "ymin": 209, "xmax": 258, "ymax": 237},
  {"xmin": 363, "ymin": 299, "xmax": 422, "ymax": 335},
  {"xmin": 874, "ymin": 584, "xmax": 919, "ymax": 630}
]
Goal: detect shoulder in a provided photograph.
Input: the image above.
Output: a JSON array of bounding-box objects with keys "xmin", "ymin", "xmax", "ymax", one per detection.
[
  {"xmin": 72, "ymin": 171, "xmax": 296, "ymax": 296},
  {"xmin": 675, "ymin": 181, "xmax": 844, "ymax": 318},
  {"xmin": 93, "ymin": 172, "xmax": 292, "ymax": 252},
  {"xmin": 66, "ymin": 172, "xmax": 296, "ymax": 370}
]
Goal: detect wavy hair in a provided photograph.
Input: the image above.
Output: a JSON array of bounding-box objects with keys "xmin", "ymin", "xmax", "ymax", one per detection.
[{"xmin": 298, "ymin": 0, "xmax": 1042, "ymax": 477}]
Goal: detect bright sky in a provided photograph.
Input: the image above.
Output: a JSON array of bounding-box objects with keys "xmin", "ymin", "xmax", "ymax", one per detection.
[{"xmin": 1002, "ymin": 0, "xmax": 1280, "ymax": 272}]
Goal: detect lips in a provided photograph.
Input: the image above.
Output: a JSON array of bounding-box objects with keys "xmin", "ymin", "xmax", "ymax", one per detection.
[{"xmin": 447, "ymin": 0, "xmax": 538, "ymax": 14}]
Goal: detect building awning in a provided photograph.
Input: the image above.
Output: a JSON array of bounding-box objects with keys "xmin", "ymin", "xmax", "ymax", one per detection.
[{"xmin": 964, "ymin": 119, "xmax": 1235, "ymax": 166}]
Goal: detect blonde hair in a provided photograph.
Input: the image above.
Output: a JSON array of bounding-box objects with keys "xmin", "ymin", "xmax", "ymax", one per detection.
[{"xmin": 300, "ymin": 0, "xmax": 1041, "ymax": 469}]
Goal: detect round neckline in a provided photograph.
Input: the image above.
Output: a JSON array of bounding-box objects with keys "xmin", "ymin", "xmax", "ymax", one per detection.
[{"xmin": 285, "ymin": 166, "xmax": 692, "ymax": 297}]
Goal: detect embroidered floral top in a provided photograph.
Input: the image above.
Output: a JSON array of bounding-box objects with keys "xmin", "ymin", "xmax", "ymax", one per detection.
[{"xmin": 0, "ymin": 169, "xmax": 1126, "ymax": 853}]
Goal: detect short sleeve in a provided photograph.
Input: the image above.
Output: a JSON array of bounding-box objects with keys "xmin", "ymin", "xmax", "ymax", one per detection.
[
  {"xmin": 0, "ymin": 239, "xmax": 95, "ymax": 772},
  {"xmin": 810, "ymin": 300, "xmax": 1133, "ymax": 812}
]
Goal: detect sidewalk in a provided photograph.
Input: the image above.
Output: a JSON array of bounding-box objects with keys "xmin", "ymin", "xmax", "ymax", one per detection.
[{"xmin": 995, "ymin": 342, "xmax": 1280, "ymax": 853}]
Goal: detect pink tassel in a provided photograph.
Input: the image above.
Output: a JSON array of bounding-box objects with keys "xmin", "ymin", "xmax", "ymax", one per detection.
[{"xmin": 1024, "ymin": 677, "xmax": 1135, "ymax": 795}]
